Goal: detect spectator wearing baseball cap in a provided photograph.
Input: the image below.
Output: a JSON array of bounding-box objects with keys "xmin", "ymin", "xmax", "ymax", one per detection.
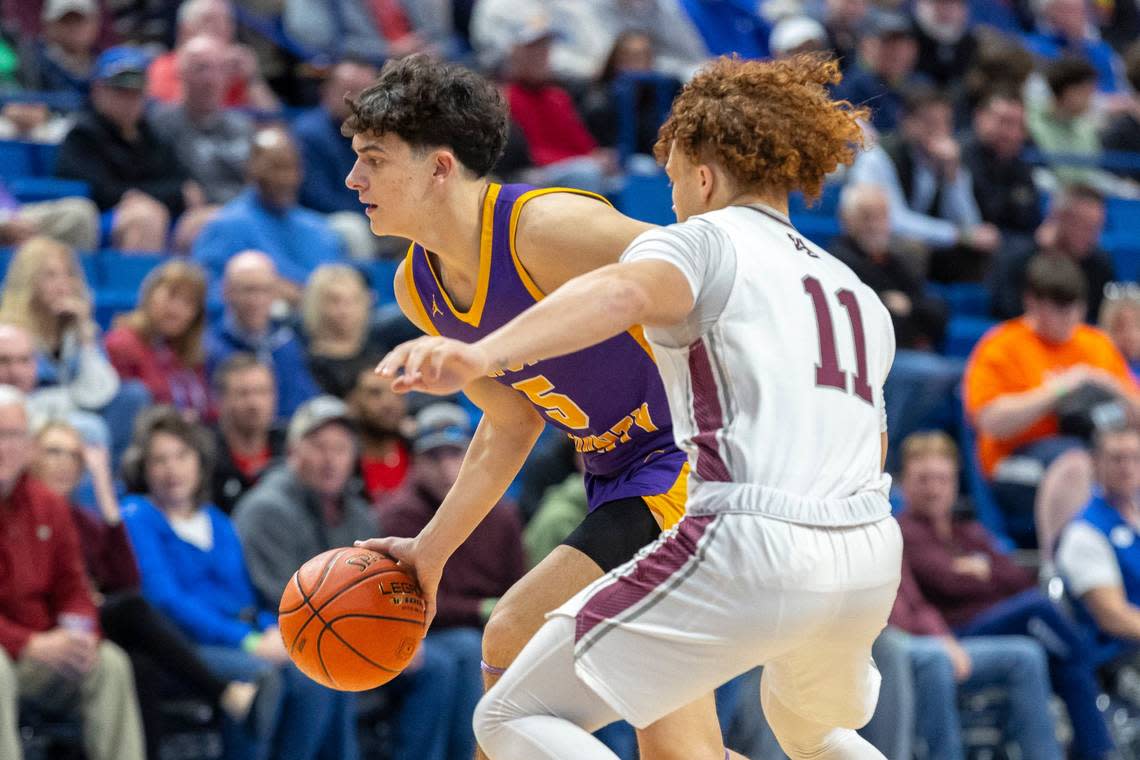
[
  {"xmin": 375, "ymin": 402, "xmax": 526, "ymax": 760},
  {"xmin": 28, "ymin": 0, "xmax": 102, "ymax": 98},
  {"xmin": 237, "ymin": 397, "xmax": 466, "ymax": 760},
  {"xmin": 55, "ymin": 45, "xmax": 210, "ymax": 252},
  {"xmin": 234, "ymin": 394, "xmax": 377, "ymax": 613},
  {"xmin": 494, "ymin": 11, "xmax": 618, "ymax": 196},
  {"xmin": 769, "ymin": 15, "xmax": 828, "ymax": 58},
  {"xmin": 833, "ymin": 10, "xmax": 931, "ymax": 133}
]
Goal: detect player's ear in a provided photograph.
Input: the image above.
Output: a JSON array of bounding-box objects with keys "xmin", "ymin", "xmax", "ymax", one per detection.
[
  {"xmin": 431, "ymin": 150, "xmax": 457, "ymax": 182},
  {"xmin": 697, "ymin": 163, "xmax": 715, "ymax": 205}
]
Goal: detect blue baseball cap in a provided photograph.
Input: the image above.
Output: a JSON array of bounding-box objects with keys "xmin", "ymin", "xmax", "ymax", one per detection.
[{"xmin": 92, "ymin": 46, "xmax": 150, "ymax": 90}]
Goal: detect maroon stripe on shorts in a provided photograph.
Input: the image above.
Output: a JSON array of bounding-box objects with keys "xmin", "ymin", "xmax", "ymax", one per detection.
[
  {"xmin": 688, "ymin": 339, "xmax": 731, "ymax": 482},
  {"xmin": 574, "ymin": 515, "xmax": 715, "ymax": 646}
]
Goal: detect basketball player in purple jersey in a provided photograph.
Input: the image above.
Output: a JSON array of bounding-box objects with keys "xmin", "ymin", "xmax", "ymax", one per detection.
[
  {"xmin": 344, "ymin": 55, "xmax": 741, "ymax": 760},
  {"xmin": 376, "ymin": 54, "xmax": 901, "ymax": 760}
]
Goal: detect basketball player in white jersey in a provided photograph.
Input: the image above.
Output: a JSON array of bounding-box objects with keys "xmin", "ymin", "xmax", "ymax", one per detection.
[{"xmin": 367, "ymin": 53, "xmax": 901, "ymax": 760}]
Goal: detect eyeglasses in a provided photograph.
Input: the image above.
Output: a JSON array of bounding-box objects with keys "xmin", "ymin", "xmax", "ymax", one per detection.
[
  {"xmin": 1104, "ymin": 282, "xmax": 1140, "ymax": 302},
  {"xmin": 41, "ymin": 445, "xmax": 82, "ymax": 460}
]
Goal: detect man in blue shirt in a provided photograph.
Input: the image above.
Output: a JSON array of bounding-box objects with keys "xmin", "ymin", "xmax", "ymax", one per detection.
[
  {"xmin": 293, "ymin": 60, "xmax": 409, "ymax": 260},
  {"xmin": 205, "ymin": 250, "xmax": 319, "ymax": 419},
  {"xmin": 833, "ymin": 11, "xmax": 928, "ymax": 134},
  {"xmin": 1023, "ymin": 0, "xmax": 1127, "ymax": 94},
  {"xmin": 294, "ymin": 59, "xmax": 378, "ymax": 215},
  {"xmin": 193, "ymin": 126, "xmax": 346, "ymax": 302},
  {"xmin": 1057, "ymin": 427, "xmax": 1140, "ymax": 673}
]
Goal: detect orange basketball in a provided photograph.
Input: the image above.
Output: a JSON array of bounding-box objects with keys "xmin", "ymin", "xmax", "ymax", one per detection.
[{"xmin": 278, "ymin": 547, "xmax": 426, "ymax": 691}]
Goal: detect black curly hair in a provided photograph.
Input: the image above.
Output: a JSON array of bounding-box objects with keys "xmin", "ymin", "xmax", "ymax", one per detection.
[{"xmin": 341, "ymin": 54, "xmax": 508, "ymax": 178}]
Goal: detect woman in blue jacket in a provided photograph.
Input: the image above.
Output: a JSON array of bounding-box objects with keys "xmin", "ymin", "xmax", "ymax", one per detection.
[{"xmin": 122, "ymin": 406, "xmax": 357, "ymax": 760}]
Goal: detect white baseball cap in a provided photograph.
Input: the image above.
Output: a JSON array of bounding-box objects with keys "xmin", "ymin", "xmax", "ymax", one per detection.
[
  {"xmin": 42, "ymin": 0, "xmax": 97, "ymax": 22},
  {"xmin": 769, "ymin": 16, "xmax": 827, "ymax": 57}
]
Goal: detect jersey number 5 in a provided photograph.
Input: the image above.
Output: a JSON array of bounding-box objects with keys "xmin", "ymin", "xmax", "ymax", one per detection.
[
  {"xmin": 511, "ymin": 375, "xmax": 591, "ymax": 429},
  {"xmin": 802, "ymin": 276, "xmax": 873, "ymax": 404}
]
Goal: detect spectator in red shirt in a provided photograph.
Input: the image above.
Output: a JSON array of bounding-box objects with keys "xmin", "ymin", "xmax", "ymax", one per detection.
[
  {"xmin": 0, "ymin": 385, "xmax": 145, "ymax": 760},
  {"xmin": 377, "ymin": 402, "xmax": 526, "ymax": 760},
  {"xmin": 347, "ymin": 367, "xmax": 411, "ymax": 502},
  {"xmin": 146, "ymin": 0, "xmax": 278, "ymax": 112},
  {"xmin": 209, "ymin": 353, "xmax": 286, "ymax": 515},
  {"xmin": 31, "ymin": 420, "xmax": 257, "ymax": 758},
  {"xmin": 499, "ymin": 14, "xmax": 618, "ymax": 195},
  {"xmin": 899, "ymin": 430, "xmax": 1114, "ymax": 760},
  {"xmin": 106, "ymin": 260, "xmax": 214, "ymax": 422},
  {"xmin": 887, "ymin": 555, "xmax": 1062, "ymax": 760}
]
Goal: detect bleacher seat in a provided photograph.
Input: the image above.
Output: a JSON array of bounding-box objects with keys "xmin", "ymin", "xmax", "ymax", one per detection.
[
  {"xmin": 925, "ymin": 282, "xmax": 990, "ymax": 318},
  {"xmin": 942, "ymin": 315, "xmax": 998, "ymax": 359},
  {"xmin": 31, "ymin": 143, "xmax": 60, "ymax": 177},
  {"xmin": 789, "ymin": 184, "xmax": 841, "ymax": 218},
  {"xmin": 1102, "ymin": 231, "xmax": 1140, "ymax": 282},
  {"xmin": 791, "ymin": 213, "xmax": 840, "ymax": 248},
  {"xmin": 0, "ymin": 140, "xmax": 35, "ymax": 180},
  {"xmin": 80, "ymin": 254, "xmax": 98, "ymax": 285},
  {"xmin": 8, "ymin": 177, "xmax": 90, "ymax": 203},
  {"xmin": 1105, "ymin": 198, "xmax": 1140, "ymax": 234},
  {"xmin": 615, "ymin": 172, "xmax": 673, "ymax": 226},
  {"xmin": 95, "ymin": 251, "xmax": 165, "ymax": 291},
  {"xmin": 360, "ymin": 258, "xmax": 399, "ymax": 306},
  {"xmin": 93, "ymin": 252, "xmax": 165, "ymax": 329},
  {"xmin": 957, "ymin": 398, "xmax": 1016, "ymax": 553},
  {"xmin": 19, "ymin": 703, "xmax": 84, "ymax": 760}
]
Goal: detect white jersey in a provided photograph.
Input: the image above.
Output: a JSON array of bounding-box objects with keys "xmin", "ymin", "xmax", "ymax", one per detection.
[{"xmin": 621, "ymin": 204, "xmax": 896, "ymax": 526}]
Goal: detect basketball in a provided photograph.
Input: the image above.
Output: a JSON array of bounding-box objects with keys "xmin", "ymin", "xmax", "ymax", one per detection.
[{"xmin": 278, "ymin": 547, "xmax": 426, "ymax": 691}]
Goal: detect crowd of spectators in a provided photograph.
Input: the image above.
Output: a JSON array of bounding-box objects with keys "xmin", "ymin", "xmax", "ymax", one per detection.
[{"xmin": 4, "ymin": 0, "xmax": 1140, "ymax": 758}]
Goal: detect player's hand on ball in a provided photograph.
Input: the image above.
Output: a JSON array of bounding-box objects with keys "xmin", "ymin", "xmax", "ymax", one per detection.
[
  {"xmin": 354, "ymin": 536, "xmax": 441, "ymax": 629},
  {"xmin": 376, "ymin": 336, "xmax": 490, "ymax": 395}
]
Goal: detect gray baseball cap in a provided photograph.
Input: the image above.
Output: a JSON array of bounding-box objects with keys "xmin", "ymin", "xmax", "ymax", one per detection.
[
  {"xmin": 413, "ymin": 403, "xmax": 472, "ymax": 454},
  {"xmin": 287, "ymin": 395, "xmax": 356, "ymax": 447}
]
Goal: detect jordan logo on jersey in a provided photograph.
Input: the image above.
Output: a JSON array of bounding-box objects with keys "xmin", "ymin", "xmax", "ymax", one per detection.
[{"xmin": 431, "ymin": 295, "xmax": 443, "ymax": 317}]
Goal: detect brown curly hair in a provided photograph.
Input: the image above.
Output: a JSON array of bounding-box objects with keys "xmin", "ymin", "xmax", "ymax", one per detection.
[
  {"xmin": 654, "ymin": 54, "xmax": 868, "ymax": 201},
  {"xmin": 341, "ymin": 54, "xmax": 508, "ymax": 178}
]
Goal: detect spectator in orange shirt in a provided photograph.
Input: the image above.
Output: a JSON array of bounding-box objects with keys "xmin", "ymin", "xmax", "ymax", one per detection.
[{"xmin": 963, "ymin": 254, "xmax": 1140, "ymax": 548}]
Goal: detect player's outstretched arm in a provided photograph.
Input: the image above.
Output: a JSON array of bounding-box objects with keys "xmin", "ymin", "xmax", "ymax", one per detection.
[
  {"xmin": 378, "ymin": 259, "xmax": 695, "ymax": 395},
  {"xmin": 358, "ymin": 263, "xmax": 545, "ymax": 627},
  {"xmin": 356, "ymin": 377, "xmax": 543, "ymax": 627}
]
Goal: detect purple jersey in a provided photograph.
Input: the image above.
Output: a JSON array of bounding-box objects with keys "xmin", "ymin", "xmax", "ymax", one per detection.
[{"xmin": 405, "ymin": 183, "xmax": 686, "ymax": 513}]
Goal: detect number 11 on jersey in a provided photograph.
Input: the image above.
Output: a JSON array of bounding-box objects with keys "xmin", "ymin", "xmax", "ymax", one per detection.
[{"xmin": 802, "ymin": 276, "xmax": 873, "ymax": 404}]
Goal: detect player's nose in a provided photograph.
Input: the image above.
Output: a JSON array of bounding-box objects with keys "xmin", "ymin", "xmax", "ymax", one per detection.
[{"xmin": 345, "ymin": 164, "xmax": 366, "ymax": 191}]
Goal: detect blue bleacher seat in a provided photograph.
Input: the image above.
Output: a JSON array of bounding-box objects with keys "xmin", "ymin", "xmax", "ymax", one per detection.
[
  {"xmin": 92, "ymin": 252, "xmax": 165, "ymax": 328},
  {"xmin": 791, "ymin": 213, "xmax": 840, "ymax": 247},
  {"xmin": 31, "ymin": 143, "xmax": 60, "ymax": 177},
  {"xmin": 615, "ymin": 172, "xmax": 674, "ymax": 226},
  {"xmin": 360, "ymin": 259, "xmax": 399, "ymax": 306},
  {"xmin": 789, "ymin": 184, "xmax": 841, "ymax": 217},
  {"xmin": 0, "ymin": 140, "xmax": 35, "ymax": 179},
  {"xmin": 8, "ymin": 177, "xmax": 90, "ymax": 203},
  {"xmin": 96, "ymin": 251, "xmax": 164, "ymax": 290},
  {"xmin": 0, "ymin": 247, "xmax": 12, "ymax": 280},
  {"xmin": 79, "ymin": 255, "xmax": 98, "ymax": 285},
  {"xmin": 942, "ymin": 315, "xmax": 998, "ymax": 359},
  {"xmin": 925, "ymin": 282, "xmax": 990, "ymax": 318},
  {"xmin": 1102, "ymin": 231, "xmax": 1140, "ymax": 282},
  {"xmin": 1105, "ymin": 197, "xmax": 1140, "ymax": 235},
  {"xmin": 956, "ymin": 395, "xmax": 1015, "ymax": 553}
]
